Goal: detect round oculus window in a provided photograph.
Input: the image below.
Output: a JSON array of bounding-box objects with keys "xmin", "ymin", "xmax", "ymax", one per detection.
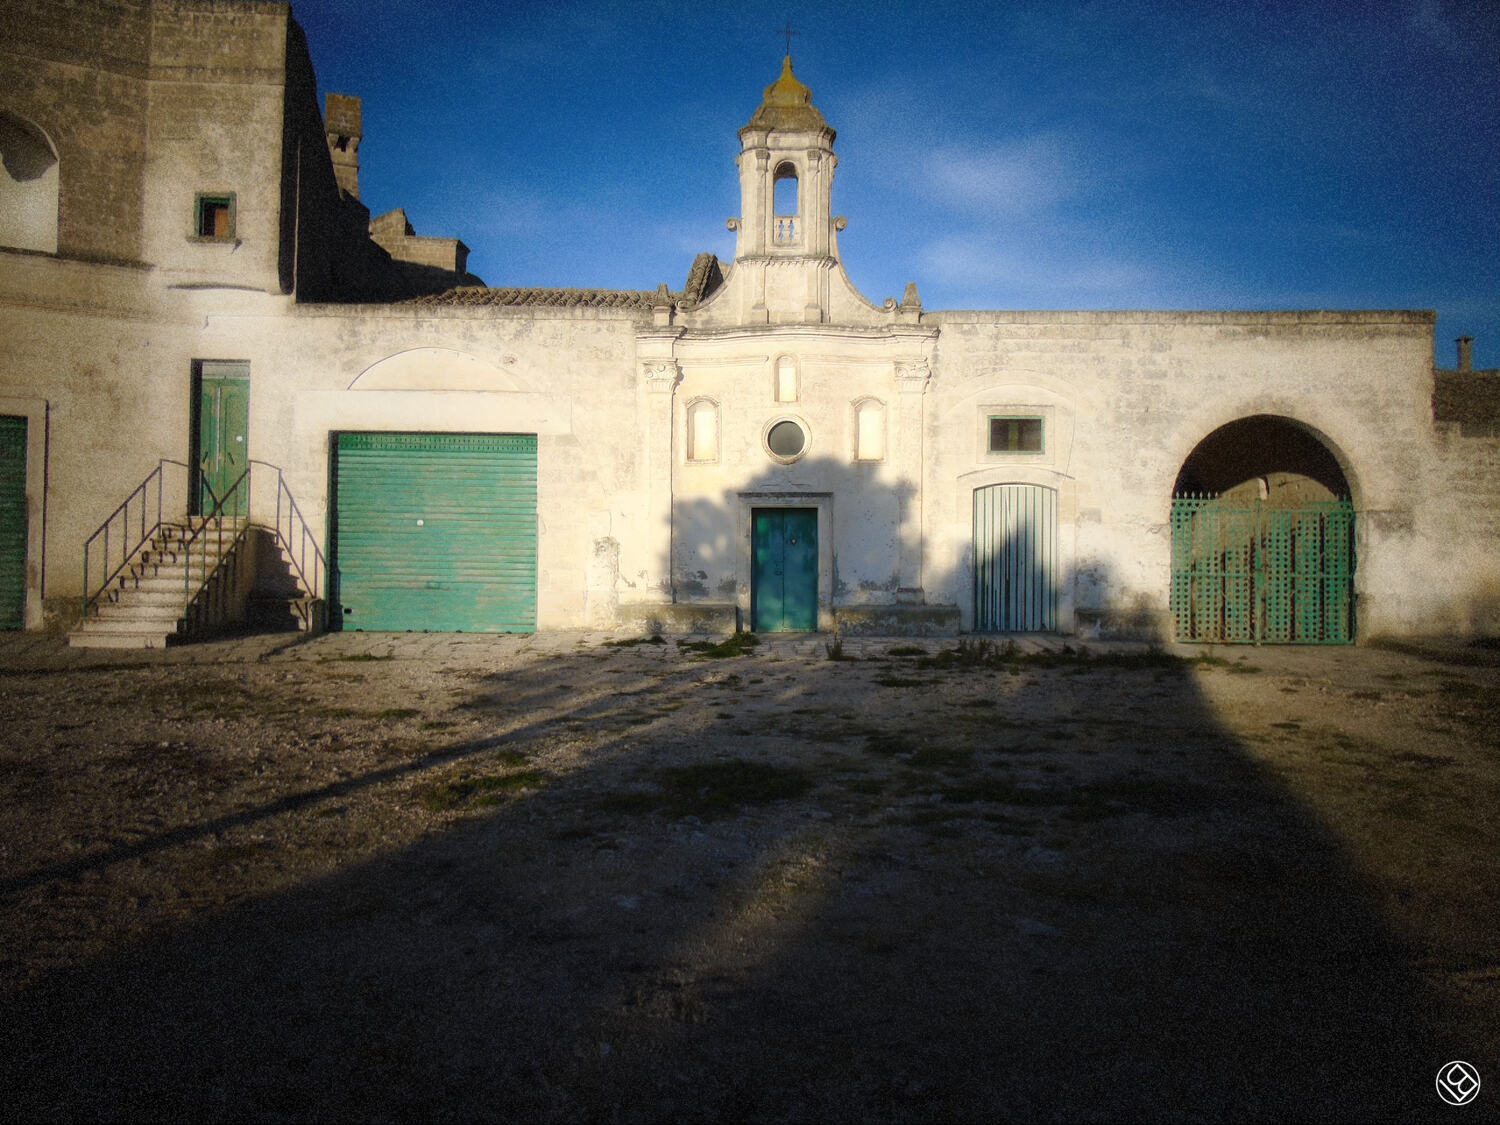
[{"xmin": 766, "ymin": 419, "xmax": 807, "ymax": 460}]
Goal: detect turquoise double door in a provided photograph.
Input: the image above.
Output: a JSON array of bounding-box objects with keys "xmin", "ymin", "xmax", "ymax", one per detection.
[{"xmin": 751, "ymin": 507, "xmax": 817, "ymax": 632}]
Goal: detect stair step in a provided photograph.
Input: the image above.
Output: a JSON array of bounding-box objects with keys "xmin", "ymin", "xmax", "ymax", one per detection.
[
  {"xmin": 94, "ymin": 605, "xmax": 184, "ymax": 624},
  {"xmin": 66, "ymin": 636, "xmax": 175, "ymax": 651}
]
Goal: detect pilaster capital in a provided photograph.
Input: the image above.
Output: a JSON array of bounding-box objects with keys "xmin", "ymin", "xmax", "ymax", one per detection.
[
  {"xmin": 894, "ymin": 358, "xmax": 932, "ymax": 394},
  {"xmin": 641, "ymin": 359, "xmax": 681, "ymax": 392}
]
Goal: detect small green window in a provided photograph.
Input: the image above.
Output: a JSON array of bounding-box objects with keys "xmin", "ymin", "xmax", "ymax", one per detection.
[
  {"xmin": 195, "ymin": 194, "xmax": 235, "ymax": 239},
  {"xmin": 989, "ymin": 416, "xmax": 1044, "ymax": 454}
]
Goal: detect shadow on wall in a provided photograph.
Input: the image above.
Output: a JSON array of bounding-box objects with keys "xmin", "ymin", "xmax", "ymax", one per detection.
[
  {"xmin": 0, "ymin": 558, "xmax": 1479, "ymax": 1119},
  {"xmin": 647, "ymin": 453, "xmax": 1118, "ymax": 639}
]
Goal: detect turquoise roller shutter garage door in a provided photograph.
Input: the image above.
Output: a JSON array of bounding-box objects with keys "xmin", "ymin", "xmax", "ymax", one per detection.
[{"xmin": 331, "ymin": 432, "xmax": 537, "ymax": 632}]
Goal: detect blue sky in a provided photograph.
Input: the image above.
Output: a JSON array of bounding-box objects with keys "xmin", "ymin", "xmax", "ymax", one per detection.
[{"xmin": 293, "ymin": 0, "xmax": 1499, "ymax": 368}]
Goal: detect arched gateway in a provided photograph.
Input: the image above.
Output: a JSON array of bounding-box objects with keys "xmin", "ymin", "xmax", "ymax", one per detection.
[{"xmin": 1170, "ymin": 415, "xmax": 1355, "ymax": 644}]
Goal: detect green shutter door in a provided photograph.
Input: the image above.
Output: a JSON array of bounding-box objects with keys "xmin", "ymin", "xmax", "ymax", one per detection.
[
  {"xmin": 974, "ymin": 484, "xmax": 1057, "ymax": 631},
  {"xmin": 0, "ymin": 417, "xmax": 26, "ymax": 629},
  {"xmin": 331, "ymin": 432, "xmax": 537, "ymax": 632}
]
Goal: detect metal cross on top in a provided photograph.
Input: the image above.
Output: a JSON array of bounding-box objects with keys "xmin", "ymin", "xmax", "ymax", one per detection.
[{"xmin": 778, "ymin": 20, "xmax": 800, "ymax": 56}]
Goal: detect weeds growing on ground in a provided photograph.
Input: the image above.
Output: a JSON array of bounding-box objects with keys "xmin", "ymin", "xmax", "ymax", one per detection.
[
  {"xmin": 678, "ymin": 633, "xmax": 760, "ymax": 659},
  {"xmin": 604, "ymin": 635, "xmax": 666, "ymax": 647}
]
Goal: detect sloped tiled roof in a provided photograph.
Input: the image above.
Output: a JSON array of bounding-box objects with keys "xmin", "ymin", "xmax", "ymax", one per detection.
[{"xmin": 405, "ymin": 286, "xmax": 664, "ymax": 309}]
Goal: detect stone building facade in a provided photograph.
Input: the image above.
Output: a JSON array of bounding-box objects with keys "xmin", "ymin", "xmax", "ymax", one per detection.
[{"xmin": 1, "ymin": 0, "xmax": 1496, "ymax": 644}]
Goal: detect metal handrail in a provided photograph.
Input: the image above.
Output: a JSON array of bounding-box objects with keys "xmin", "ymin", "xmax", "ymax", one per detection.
[
  {"xmin": 82, "ymin": 458, "xmax": 326, "ymax": 632},
  {"xmin": 180, "ymin": 467, "xmax": 251, "ymax": 616},
  {"xmin": 250, "ymin": 459, "xmax": 325, "ymax": 600},
  {"xmin": 82, "ymin": 459, "xmax": 190, "ymax": 620}
]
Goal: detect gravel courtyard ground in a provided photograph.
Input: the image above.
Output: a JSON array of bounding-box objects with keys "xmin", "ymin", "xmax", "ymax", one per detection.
[{"xmin": 0, "ymin": 629, "xmax": 1496, "ymax": 1121}]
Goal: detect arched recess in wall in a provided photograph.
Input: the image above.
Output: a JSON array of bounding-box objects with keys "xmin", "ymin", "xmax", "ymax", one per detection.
[
  {"xmin": 348, "ymin": 348, "xmax": 526, "ymax": 392},
  {"xmin": 685, "ymin": 398, "xmax": 719, "ymax": 462},
  {"xmin": 1170, "ymin": 414, "xmax": 1357, "ymax": 644},
  {"xmin": 852, "ymin": 397, "xmax": 885, "ymax": 461},
  {"xmin": 1173, "ymin": 414, "xmax": 1354, "ymax": 503},
  {"xmin": 0, "ymin": 111, "xmax": 59, "ymax": 254}
]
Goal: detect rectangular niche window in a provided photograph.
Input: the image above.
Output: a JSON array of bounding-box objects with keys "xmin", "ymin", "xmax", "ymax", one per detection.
[
  {"xmin": 854, "ymin": 399, "xmax": 885, "ymax": 461},
  {"xmin": 194, "ymin": 193, "xmax": 235, "ymax": 239},
  {"xmin": 687, "ymin": 399, "xmax": 719, "ymax": 462},
  {"xmin": 774, "ymin": 356, "xmax": 798, "ymax": 403},
  {"xmin": 988, "ymin": 415, "xmax": 1044, "ymax": 454}
]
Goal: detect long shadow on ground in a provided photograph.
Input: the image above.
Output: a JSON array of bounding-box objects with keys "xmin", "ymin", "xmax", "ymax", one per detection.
[{"xmin": 0, "ymin": 640, "xmax": 1478, "ymax": 1121}]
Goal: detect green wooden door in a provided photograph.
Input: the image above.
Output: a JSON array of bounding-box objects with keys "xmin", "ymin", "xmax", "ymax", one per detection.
[
  {"xmin": 974, "ymin": 484, "xmax": 1057, "ymax": 631},
  {"xmin": 193, "ymin": 362, "xmax": 249, "ymax": 517},
  {"xmin": 752, "ymin": 507, "xmax": 817, "ymax": 632},
  {"xmin": 331, "ymin": 432, "xmax": 537, "ymax": 633},
  {"xmin": 1170, "ymin": 497, "xmax": 1353, "ymax": 643},
  {"xmin": 0, "ymin": 416, "xmax": 27, "ymax": 629}
]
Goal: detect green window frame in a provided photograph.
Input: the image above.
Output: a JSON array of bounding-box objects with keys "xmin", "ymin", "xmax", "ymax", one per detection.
[
  {"xmin": 194, "ymin": 193, "xmax": 236, "ymax": 240},
  {"xmin": 988, "ymin": 415, "xmax": 1044, "ymax": 454}
]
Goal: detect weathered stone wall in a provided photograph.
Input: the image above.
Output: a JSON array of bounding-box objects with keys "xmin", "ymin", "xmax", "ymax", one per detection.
[
  {"xmin": 925, "ymin": 310, "xmax": 1446, "ymax": 637},
  {"xmin": 143, "ymin": 0, "xmax": 290, "ymax": 293},
  {"xmin": 195, "ymin": 303, "xmax": 649, "ymax": 630},
  {"xmin": 0, "ymin": 0, "xmax": 153, "ymax": 263}
]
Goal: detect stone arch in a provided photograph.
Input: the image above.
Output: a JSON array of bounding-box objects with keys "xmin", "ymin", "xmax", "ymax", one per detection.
[
  {"xmin": 348, "ymin": 348, "xmax": 526, "ymax": 392},
  {"xmin": 1170, "ymin": 415, "xmax": 1358, "ymax": 644},
  {"xmin": 1172, "ymin": 414, "xmax": 1356, "ymax": 506},
  {"xmin": 0, "ymin": 111, "xmax": 59, "ymax": 253}
]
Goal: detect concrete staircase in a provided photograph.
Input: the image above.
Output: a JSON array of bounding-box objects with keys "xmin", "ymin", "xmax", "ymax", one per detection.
[{"xmin": 69, "ymin": 519, "xmax": 247, "ymax": 649}]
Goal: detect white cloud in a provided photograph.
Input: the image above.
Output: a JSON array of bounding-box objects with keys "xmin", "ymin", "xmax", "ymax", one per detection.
[
  {"xmin": 924, "ymin": 133, "xmax": 1081, "ymax": 217},
  {"xmin": 916, "ymin": 234, "xmax": 1157, "ymax": 304}
]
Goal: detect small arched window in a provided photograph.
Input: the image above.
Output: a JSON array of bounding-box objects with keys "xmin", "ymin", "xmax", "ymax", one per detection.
[
  {"xmin": 774, "ymin": 356, "xmax": 798, "ymax": 403},
  {"xmin": 772, "ymin": 162, "xmax": 798, "ymax": 244},
  {"xmin": 0, "ymin": 112, "xmax": 59, "ymax": 254},
  {"xmin": 854, "ymin": 398, "xmax": 886, "ymax": 461},
  {"xmin": 686, "ymin": 398, "xmax": 719, "ymax": 462}
]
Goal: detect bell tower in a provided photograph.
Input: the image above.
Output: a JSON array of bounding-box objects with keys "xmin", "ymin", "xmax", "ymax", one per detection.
[{"xmin": 727, "ymin": 55, "xmax": 841, "ymax": 322}]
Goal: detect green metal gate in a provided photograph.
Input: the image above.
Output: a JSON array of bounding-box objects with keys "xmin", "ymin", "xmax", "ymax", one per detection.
[
  {"xmin": 1170, "ymin": 496, "xmax": 1353, "ymax": 643},
  {"xmin": 973, "ymin": 484, "xmax": 1057, "ymax": 631},
  {"xmin": 330, "ymin": 432, "xmax": 537, "ymax": 632},
  {"xmin": 0, "ymin": 416, "xmax": 26, "ymax": 629}
]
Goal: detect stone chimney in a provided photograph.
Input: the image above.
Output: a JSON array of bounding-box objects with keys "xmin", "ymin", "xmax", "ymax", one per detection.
[
  {"xmin": 1457, "ymin": 335, "xmax": 1473, "ymax": 373},
  {"xmin": 324, "ymin": 93, "xmax": 362, "ymax": 199}
]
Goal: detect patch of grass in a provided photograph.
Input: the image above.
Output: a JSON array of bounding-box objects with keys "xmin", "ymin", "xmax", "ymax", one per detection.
[
  {"xmin": 864, "ymin": 732, "xmax": 915, "ymax": 756},
  {"xmin": 659, "ymin": 758, "xmax": 811, "ymax": 815},
  {"xmin": 678, "ymin": 632, "xmax": 760, "ymax": 659},
  {"xmin": 825, "ymin": 637, "xmax": 858, "ymax": 661},
  {"xmin": 375, "ymin": 707, "xmax": 421, "ymax": 720},
  {"xmin": 420, "ymin": 720, "xmax": 456, "ymax": 731},
  {"xmin": 416, "ymin": 770, "xmax": 548, "ymax": 812},
  {"xmin": 907, "ymin": 745, "xmax": 976, "ymax": 770},
  {"xmin": 915, "ymin": 638, "xmax": 1187, "ymax": 673},
  {"xmin": 887, "ymin": 645, "xmax": 929, "ymax": 657},
  {"xmin": 604, "ymin": 634, "xmax": 667, "ymax": 647},
  {"xmin": 1390, "ymin": 750, "xmax": 1456, "ymax": 767}
]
